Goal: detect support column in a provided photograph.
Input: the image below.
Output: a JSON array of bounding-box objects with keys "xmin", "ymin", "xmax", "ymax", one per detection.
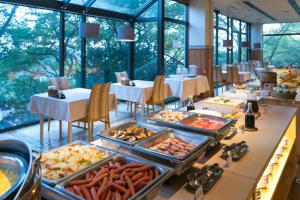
[
  {"xmin": 59, "ymin": 12, "xmax": 65, "ymax": 77},
  {"xmin": 189, "ymin": 0, "xmax": 214, "ymax": 96},
  {"xmin": 128, "ymin": 20, "xmax": 135, "ymax": 80},
  {"xmin": 157, "ymin": 0, "xmax": 165, "ymax": 75},
  {"xmin": 81, "ymin": 15, "xmax": 87, "ymax": 88}
]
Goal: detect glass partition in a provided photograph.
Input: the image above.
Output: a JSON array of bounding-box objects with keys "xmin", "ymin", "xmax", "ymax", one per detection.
[
  {"xmin": 0, "ymin": 4, "xmax": 59, "ymax": 129},
  {"xmin": 86, "ymin": 17, "xmax": 129, "ymax": 87}
]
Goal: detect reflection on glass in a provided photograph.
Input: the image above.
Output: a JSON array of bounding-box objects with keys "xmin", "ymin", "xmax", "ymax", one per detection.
[
  {"xmin": 218, "ymin": 30, "xmax": 227, "ymax": 66},
  {"xmin": 233, "ymin": 33, "xmax": 239, "ymax": 63},
  {"xmin": 65, "ymin": 13, "xmax": 81, "ymax": 88},
  {"xmin": 134, "ymin": 22, "xmax": 158, "ymax": 81},
  {"xmin": 263, "ymin": 34, "xmax": 300, "ymax": 67},
  {"xmin": 86, "ymin": 17, "xmax": 128, "ymax": 88},
  {"xmin": 92, "ymin": 0, "xmax": 148, "ymax": 15},
  {"xmin": 164, "ymin": 22, "xmax": 185, "ymax": 75},
  {"xmin": 0, "ymin": 4, "xmax": 59, "ymax": 130},
  {"xmin": 165, "ymin": 0, "xmax": 186, "ymax": 21}
]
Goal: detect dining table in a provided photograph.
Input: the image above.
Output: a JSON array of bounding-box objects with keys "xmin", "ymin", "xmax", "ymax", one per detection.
[
  {"xmin": 165, "ymin": 75, "xmax": 210, "ymax": 100},
  {"xmin": 110, "ymin": 80, "xmax": 171, "ymax": 119},
  {"xmin": 28, "ymin": 88, "xmax": 117, "ymax": 145},
  {"xmin": 222, "ymin": 70, "xmax": 251, "ymax": 83}
]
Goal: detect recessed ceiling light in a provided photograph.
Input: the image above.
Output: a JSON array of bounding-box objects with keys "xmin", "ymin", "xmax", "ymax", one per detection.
[{"xmin": 283, "ymin": 10, "xmax": 289, "ymax": 13}]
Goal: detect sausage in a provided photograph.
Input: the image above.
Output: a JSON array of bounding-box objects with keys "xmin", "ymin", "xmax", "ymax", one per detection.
[
  {"xmin": 125, "ymin": 175, "xmax": 135, "ymax": 196},
  {"xmin": 85, "ymin": 172, "xmax": 91, "ymax": 180},
  {"xmin": 154, "ymin": 169, "xmax": 160, "ymax": 178},
  {"xmin": 133, "ymin": 165, "xmax": 152, "ymax": 172},
  {"xmin": 115, "ymin": 191, "xmax": 122, "ymax": 200},
  {"xmin": 92, "ymin": 170, "xmax": 98, "ymax": 176},
  {"xmin": 87, "ymin": 172, "xmax": 109, "ymax": 188},
  {"xmin": 131, "ymin": 172, "xmax": 144, "ymax": 182},
  {"xmin": 122, "ymin": 190, "xmax": 131, "ymax": 200},
  {"xmin": 148, "ymin": 169, "xmax": 154, "ymax": 180},
  {"xmin": 81, "ymin": 185, "xmax": 93, "ymax": 200},
  {"xmin": 109, "ymin": 169, "xmax": 115, "ymax": 182},
  {"xmin": 113, "ymin": 173, "xmax": 121, "ymax": 180},
  {"xmin": 109, "ymin": 161, "xmax": 116, "ymax": 169},
  {"xmin": 110, "ymin": 182, "xmax": 127, "ymax": 194},
  {"xmin": 97, "ymin": 176, "xmax": 108, "ymax": 198},
  {"xmin": 73, "ymin": 185, "xmax": 83, "ymax": 197},
  {"xmin": 133, "ymin": 176, "xmax": 150, "ymax": 187},
  {"xmin": 69, "ymin": 178, "xmax": 92, "ymax": 186},
  {"xmin": 99, "ymin": 183, "xmax": 112, "ymax": 200},
  {"xmin": 115, "ymin": 180, "xmax": 126, "ymax": 187},
  {"xmin": 105, "ymin": 189, "xmax": 111, "ymax": 200},
  {"xmin": 124, "ymin": 163, "xmax": 144, "ymax": 169},
  {"xmin": 66, "ymin": 187, "xmax": 75, "ymax": 193},
  {"xmin": 115, "ymin": 162, "xmax": 121, "ymax": 168},
  {"xmin": 91, "ymin": 187, "xmax": 97, "ymax": 200},
  {"xmin": 135, "ymin": 181, "xmax": 148, "ymax": 191}
]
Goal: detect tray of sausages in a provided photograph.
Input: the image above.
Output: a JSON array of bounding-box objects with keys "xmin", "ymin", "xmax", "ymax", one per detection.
[
  {"xmin": 133, "ymin": 128, "xmax": 213, "ymax": 175},
  {"xmin": 55, "ymin": 153, "xmax": 173, "ymax": 200}
]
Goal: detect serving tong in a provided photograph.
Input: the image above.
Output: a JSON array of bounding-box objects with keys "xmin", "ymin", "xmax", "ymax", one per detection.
[
  {"xmin": 187, "ymin": 163, "xmax": 224, "ymax": 193},
  {"xmin": 221, "ymin": 141, "xmax": 248, "ymax": 161}
]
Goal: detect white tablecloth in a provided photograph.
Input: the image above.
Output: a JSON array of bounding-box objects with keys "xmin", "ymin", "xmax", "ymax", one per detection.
[
  {"xmin": 165, "ymin": 75, "xmax": 210, "ymax": 100},
  {"xmin": 28, "ymin": 88, "xmax": 117, "ymax": 122},
  {"xmin": 110, "ymin": 80, "xmax": 171, "ymax": 105}
]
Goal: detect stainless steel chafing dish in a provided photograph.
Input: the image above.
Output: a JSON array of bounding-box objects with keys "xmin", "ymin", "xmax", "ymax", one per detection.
[
  {"xmin": 99, "ymin": 121, "xmax": 165, "ymax": 146},
  {"xmin": 0, "ymin": 137, "xmax": 41, "ymax": 200},
  {"xmin": 41, "ymin": 140, "xmax": 117, "ymax": 186},
  {"xmin": 133, "ymin": 128, "xmax": 213, "ymax": 175},
  {"xmin": 54, "ymin": 153, "xmax": 173, "ymax": 200}
]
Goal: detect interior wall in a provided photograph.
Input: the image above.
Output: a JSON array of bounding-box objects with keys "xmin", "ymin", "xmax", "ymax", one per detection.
[{"xmin": 188, "ymin": 0, "xmax": 214, "ymax": 96}]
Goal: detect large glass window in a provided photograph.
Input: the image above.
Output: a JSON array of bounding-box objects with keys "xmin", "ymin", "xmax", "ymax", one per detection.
[
  {"xmin": 165, "ymin": 0, "xmax": 185, "ymax": 20},
  {"xmin": 0, "ymin": 4, "xmax": 59, "ymax": 130},
  {"xmin": 164, "ymin": 22, "xmax": 185, "ymax": 75},
  {"xmin": 86, "ymin": 17, "xmax": 129, "ymax": 87},
  {"xmin": 135, "ymin": 22, "xmax": 158, "ymax": 81},
  {"xmin": 65, "ymin": 13, "xmax": 81, "ymax": 87},
  {"xmin": 263, "ymin": 23, "xmax": 300, "ymax": 67},
  {"xmin": 213, "ymin": 11, "xmax": 250, "ymax": 65}
]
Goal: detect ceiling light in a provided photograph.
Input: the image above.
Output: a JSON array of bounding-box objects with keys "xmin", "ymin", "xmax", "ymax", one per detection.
[{"xmin": 117, "ymin": 27, "xmax": 135, "ymax": 42}]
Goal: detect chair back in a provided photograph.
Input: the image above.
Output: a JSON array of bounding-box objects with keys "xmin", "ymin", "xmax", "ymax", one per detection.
[
  {"xmin": 214, "ymin": 65, "xmax": 223, "ymax": 82},
  {"xmin": 152, "ymin": 76, "xmax": 165, "ymax": 104},
  {"xmin": 115, "ymin": 71, "xmax": 129, "ymax": 83},
  {"xmin": 226, "ymin": 65, "xmax": 240, "ymax": 84},
  {"xmin": 99, "ymin": 82, "xmax": 111, "ymax": 119},
  {"xmin": 87, "ymin": 84, "xmax": 103, "ymax": 121},
  {"xmin": 49, "ymin": 77, "xmax": 70, "ymax": 90}
]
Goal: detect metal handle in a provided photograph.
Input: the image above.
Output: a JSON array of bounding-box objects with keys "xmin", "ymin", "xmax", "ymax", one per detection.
[{"xmin": 32, "ymin": 149, "xmax": 41, "ymax": 166}]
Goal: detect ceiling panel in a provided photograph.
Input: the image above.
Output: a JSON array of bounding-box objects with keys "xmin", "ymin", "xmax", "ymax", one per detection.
[{"xmin": 213, "ymin": 0, "xmax": 300, "ymax": 24}]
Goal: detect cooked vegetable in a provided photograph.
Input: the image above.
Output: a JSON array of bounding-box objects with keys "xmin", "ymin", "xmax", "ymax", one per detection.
[
  {"xmin": 41, "ymin": 144, "xmax": 108, "ymax": 180},
  {"xmin": 107, "ymin": 125, "xmax": 155, "ymax": 143}
]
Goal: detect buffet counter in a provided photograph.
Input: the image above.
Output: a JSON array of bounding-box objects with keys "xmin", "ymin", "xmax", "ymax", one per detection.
[
  {"xmin": 155, "ymin": 103, "xmax": 297, "ymax": 200},
  {"xmin": 40, "ymin": 102, "xmax": 297, "ymax": 200}
]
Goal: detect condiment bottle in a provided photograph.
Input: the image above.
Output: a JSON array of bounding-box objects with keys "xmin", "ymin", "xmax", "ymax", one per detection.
[
  {"xmin": 187, "ymin": 96, "xmax": 195, "ymax": 111},
  {"xmin": 245, "ymin": 102, "xmax": 255, "ymax": 129}
]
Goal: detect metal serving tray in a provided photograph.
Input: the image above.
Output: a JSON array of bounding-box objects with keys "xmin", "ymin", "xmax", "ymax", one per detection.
[
  {"xmin": 144, "ymin": 109, "xmax": 194, "ymax": 127},
  {"xmin": 176, "ymin": 114, "xmax": 237, "ymax": 138},
  {"xmin": 99, "ymin": 121, "xmax": 166, "ymax": 146},
  {"xmin": 55, "ymin": 153, "xmax": 173, "ymax": 200},
  {"xmin": 133, "ymin": 129, "xmax": 213, "ymax": 175},
  {"xmin": 41, "ymin": 140, "xmax": 117, "ymax": 186}
]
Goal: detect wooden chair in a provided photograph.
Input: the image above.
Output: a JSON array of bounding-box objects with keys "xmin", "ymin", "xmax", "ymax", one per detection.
[
  {"xmin": 47, "ymin": 77, "xmax": 70, "ymax": 136},
  {"xmin": 78, "ymin": 83, "xmax": 111, "ymax": 140},
  {"xmin": 226, "ymin": 65, "xmax": 240, "ymax": 90},
  {"xmin": 146, "ymin": 75, "xmax": 165, "ymax": 113}
]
